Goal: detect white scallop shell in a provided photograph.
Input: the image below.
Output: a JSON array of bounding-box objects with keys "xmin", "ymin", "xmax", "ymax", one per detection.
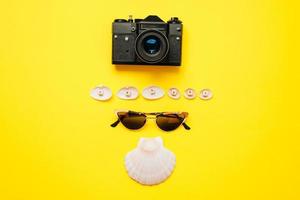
[
  {"xmin": 142, "ymin": 86, "xmax": 165, "ymax": 100},
  {"xmin": 199, "ymin": 89, "xmax": 213, "ymax": 100},
  {"xmin": 184, "ymin": 88, "xmax": 196, "ymax": 99},
  {"xmin": 117, "ymin": 86, "xmax": 139, "ymax": 100},
  {"xmin": 168, "ymin": 87, "xmax": 180, "ymax": 99},
  {"xmin": 125, "ymin": 137, "xmax": 176, "ymax": 186},
  {"xmin": 90, "ymin": 85, "xmax": 112, "ymax": 101}
]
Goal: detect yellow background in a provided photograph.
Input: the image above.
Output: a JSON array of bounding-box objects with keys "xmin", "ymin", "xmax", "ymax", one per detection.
[{"xmin": 0, "ymin": 0, "xmax": 299, "ymax": 199}]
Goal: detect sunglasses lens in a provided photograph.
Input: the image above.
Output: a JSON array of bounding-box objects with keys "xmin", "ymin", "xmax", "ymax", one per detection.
[
  {"xmin": 156, "ymin": 114, "xmax": 184, "ymax": 131},
  {"xmin": 118, "ymin": 112, "xmax": 146, "ymax": 130}
]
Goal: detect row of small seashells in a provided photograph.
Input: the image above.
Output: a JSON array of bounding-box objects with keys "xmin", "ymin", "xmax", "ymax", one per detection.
[{"xmin": 90, "ymin": 85, "xmax": 213, "ymax": 101}]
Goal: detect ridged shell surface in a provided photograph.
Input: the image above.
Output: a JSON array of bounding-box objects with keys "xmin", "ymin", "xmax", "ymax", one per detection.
[{"xmin": 125, "ymin": 137, "xmax": 176, "ymax": 185}]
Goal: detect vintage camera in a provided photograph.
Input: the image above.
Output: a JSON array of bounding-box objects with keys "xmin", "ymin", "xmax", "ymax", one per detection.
[{"xmin": 112, "ymin": 15, "xmax": 182, "ymax": 66}]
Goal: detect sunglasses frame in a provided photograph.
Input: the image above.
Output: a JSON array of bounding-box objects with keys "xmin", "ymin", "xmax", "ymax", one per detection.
[{"xmin": 111, "ymin": 110, "xmax": 190, "ymax": 131}]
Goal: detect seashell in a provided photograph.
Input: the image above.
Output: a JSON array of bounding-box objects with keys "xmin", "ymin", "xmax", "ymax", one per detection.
[
  {"xmin": 184, "ymin": 88, "xmax": 196, "ymax": 99},
  {"xmin": 142, "ymin": 86, "xmax": 165, "ymax": 100},
  {"xmin": 125, "ymin": 137, "xmax": 176, "ymax": 186},
  {"xmin": 90, "ymin": 85, "xmax": 112, "ymax": 101},
  {"xmin": 117, "ymin": 86, "xmax": 139, "ymax": 100},
  {"xmin": 168, "ymin": 87, "xmax": 180, "ymax": 99},
  {"xmin": 199, "ymin": 89, "xmax": 213, "ymax": 100}
]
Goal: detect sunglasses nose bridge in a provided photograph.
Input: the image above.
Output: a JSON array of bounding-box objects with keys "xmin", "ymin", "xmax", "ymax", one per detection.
[{"xmin": 146, "ymin": 116, "xmax": 157, "ymax": 120}]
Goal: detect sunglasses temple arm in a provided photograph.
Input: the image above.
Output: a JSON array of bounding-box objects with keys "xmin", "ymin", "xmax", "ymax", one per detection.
[
  {"xmin": 182, "ymin": 122, "xmax": 191, "ymax": 130},
  {"xmin": 110, "ymin": 119, "xmax": 120, "ymax": 127}
]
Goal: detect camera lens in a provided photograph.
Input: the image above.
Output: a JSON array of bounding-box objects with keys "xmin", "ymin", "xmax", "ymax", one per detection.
[
  {"xmin": 143, "ymin": 36, "xmax": 161, "ymax": 55},
  {"xmin": 135, "ymin": 30, "xmax": 169, "ymax": 64}
]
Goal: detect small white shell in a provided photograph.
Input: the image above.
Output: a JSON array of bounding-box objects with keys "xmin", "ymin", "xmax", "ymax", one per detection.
[
  {"xmin": 142, "ymin": 86, "xmax": 165, "ymax": 100},
  {"xmin": 90, "ymin": 85, "xmax": 112, "ymax": 101},
  {"xmin": 184, "ymin": 88, "xmax": 196, "ymax": 99},
  {"xmin": 125, "ymin": 137, "xmax": 176, "ymax": 186},
  {"xmin": 168, "ymin": 87, "xmax": 180, "ymax": 99},
  {"xmin": 199, "ymin": 89, "xmax": 213, "ymax": 100},
  {"xmin": 117, "ymin": 86, "xmax": 139, "ymax": 100}
]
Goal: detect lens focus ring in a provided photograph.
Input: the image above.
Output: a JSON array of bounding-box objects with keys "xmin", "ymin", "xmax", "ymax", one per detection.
[{"xmin": 135, "ymin": 30, "xmax": 169, "ymax": 64}]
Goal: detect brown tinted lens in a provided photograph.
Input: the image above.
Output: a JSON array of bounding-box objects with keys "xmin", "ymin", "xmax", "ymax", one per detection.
[
  {"xmin": 118, "ymin": 112, "xmax": 146, "ymax": 130},
  {"xmin": 156, "ymin": 114, "xmax": 184, "ymax": 131}
]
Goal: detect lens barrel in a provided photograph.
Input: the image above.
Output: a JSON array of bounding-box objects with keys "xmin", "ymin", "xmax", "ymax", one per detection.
[{"xmin": 135, "ymin": 30, "xmax": 169, "ymax": 64}]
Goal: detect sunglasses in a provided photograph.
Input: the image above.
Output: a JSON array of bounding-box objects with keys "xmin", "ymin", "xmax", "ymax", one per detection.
[{"xmin": 111, "ymin": 110, "xmax": 191, "ymax": 131}]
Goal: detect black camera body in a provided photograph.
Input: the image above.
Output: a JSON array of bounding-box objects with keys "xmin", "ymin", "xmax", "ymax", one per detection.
[{"xmin": 112, "ymin": 15, "xmax": 182, "ymax": 66}]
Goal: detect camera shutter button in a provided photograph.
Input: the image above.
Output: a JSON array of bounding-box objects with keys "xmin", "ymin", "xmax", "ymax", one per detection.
[{"xmin": 168, "ymin": 17, "xmax": 182, "ymax": 24}]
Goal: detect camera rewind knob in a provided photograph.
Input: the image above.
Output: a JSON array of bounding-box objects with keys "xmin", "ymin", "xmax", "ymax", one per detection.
[{"xmin": 128, "ymin": 15, "xmax": 133, "ymax": 22}]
